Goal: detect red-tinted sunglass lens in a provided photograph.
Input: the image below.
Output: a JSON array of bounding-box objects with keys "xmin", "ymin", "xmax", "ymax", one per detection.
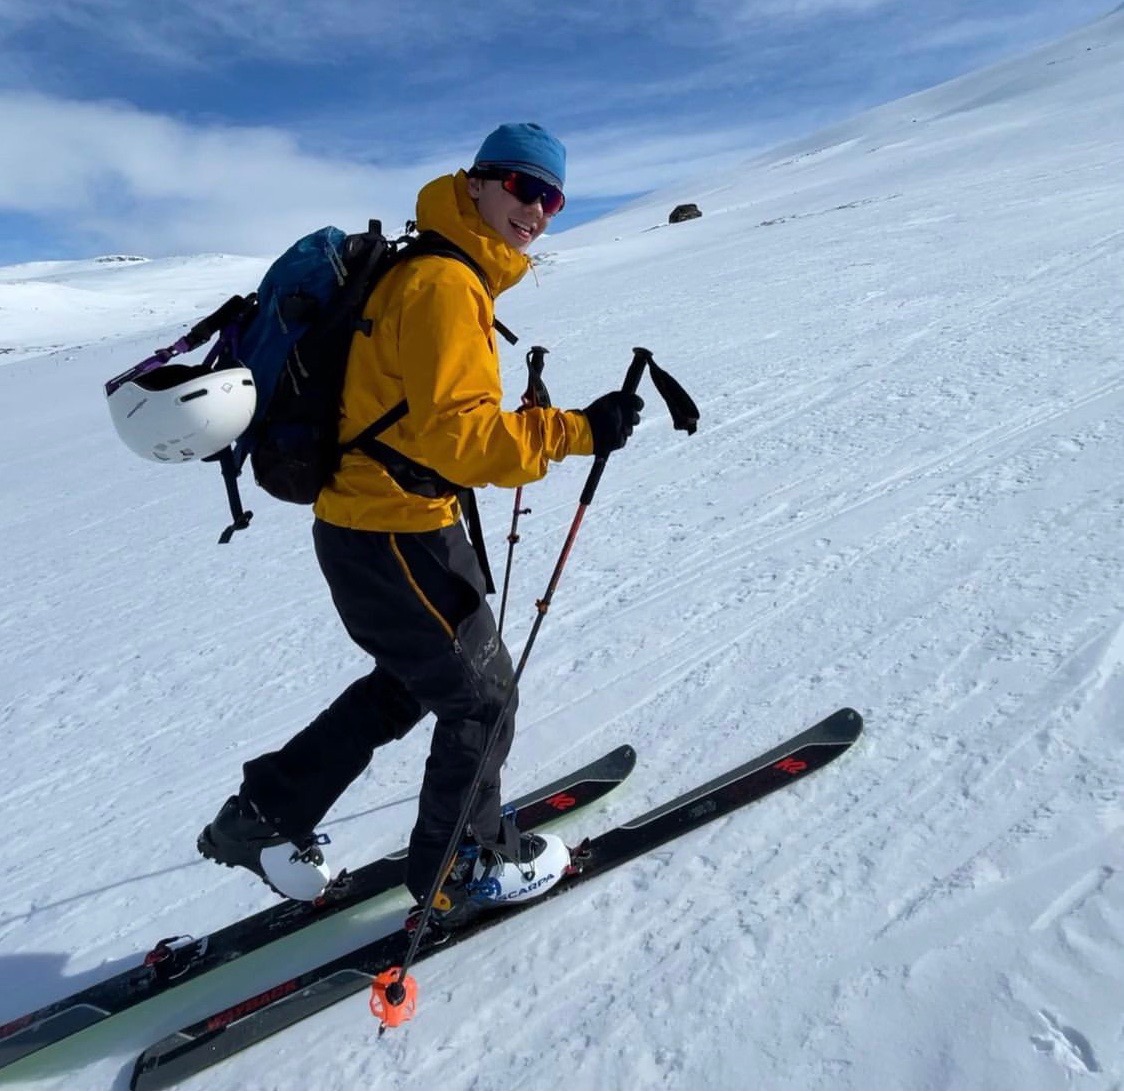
[{"xmin": 499, "ymin": 172, "xmax": 565, "ymax": 215}]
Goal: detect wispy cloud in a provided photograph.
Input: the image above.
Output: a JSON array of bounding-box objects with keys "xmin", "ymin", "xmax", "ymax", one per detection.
[
  {"xmin": 0, "ymin": 90, "xmax": 800, "ymax": 256},
  {"xmin": 0, "ymin": 0, "xmax": 1069, "ymax": 73},
  {"xmin": 691, "ymin": 0, "xmax": 894, "ymax": 26},
  {"xmin": 0, "ymin": 92, "xmax": 442, "ymax": 255},
  {"xmin": 0, "ymin": 0, "xmax": 529, "ymax": 67}
]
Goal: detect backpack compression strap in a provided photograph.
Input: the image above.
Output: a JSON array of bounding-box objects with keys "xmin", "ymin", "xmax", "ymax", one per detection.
[{"xmin": 213, "ymin": 447, "xmax": 254, "ymax": 544}]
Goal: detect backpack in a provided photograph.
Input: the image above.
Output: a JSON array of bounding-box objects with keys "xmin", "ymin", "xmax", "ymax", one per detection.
[
  {"xmin": 105, "ymin": 219, "xmax": 519, "ymax": 589},
  {"xmin": 183, "ymin": 221, "xmax": 513, "ymax": 544}
]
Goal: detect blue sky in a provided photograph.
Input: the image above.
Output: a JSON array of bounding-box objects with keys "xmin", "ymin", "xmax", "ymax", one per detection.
[{"xmin": 0, "ymin": 0, "xmax": 1115, "ymax": 263}]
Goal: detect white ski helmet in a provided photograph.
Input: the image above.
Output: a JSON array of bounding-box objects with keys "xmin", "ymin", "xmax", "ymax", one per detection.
[{"xmin": 107, "ymin": 363, "xmax": 256, "ymax": 463}]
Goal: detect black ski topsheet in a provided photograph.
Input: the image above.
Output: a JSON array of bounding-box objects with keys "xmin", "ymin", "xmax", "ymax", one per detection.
[
  {"xmin": 0, "ymin": 744, "xmax": 636, "ymax": 1071},
  {"xmin": 131, "ymin": 708, "xmax": 862, "ymax": 1091}
]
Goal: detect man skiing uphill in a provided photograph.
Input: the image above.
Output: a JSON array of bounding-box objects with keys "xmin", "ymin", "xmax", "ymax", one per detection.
[{"xmin": 199, "ymin": 123, "xmax": 644, "ymax": 927}]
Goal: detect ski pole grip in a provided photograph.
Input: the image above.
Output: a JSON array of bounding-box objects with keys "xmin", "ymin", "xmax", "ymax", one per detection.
[
  {"xmin": 622, "ymin": 347, "xmax": 651, "ymax": 397},
  {"xmin": 523, "ymin": 345, "xmax": 551, "ymax": 409},
  {"xmin": 579, "ymin": 347, "xmax": 652, "ymax": 506}
]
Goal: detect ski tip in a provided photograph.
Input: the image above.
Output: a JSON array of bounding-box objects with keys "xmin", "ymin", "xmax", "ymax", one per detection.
[
  {"xmin": 823, "ymin": 707, "xmax": 864, "ymax": 742},
  {"xmin": 587, "ymin": 743, "xmax": 637, "ymax": 782}
]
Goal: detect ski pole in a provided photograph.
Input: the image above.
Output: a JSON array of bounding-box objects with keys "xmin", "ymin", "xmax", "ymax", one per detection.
[
  {"xmin": 372, "ymin": 346, "xmax": 697, "ymax": 1029},
  {"xmin": 497, "ymin": 346, "xmax": 551, "ymax": 639}
]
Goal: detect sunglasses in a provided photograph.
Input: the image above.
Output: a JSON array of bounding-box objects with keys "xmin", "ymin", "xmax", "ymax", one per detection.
[{"xmin": 474, "ymin": 169, "xmax": 566, "ymax": 216}]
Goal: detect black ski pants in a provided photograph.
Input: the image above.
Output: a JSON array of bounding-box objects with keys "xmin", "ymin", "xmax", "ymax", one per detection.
[{"xmin": 241, "ymin": 518, "xmax": 516, "ymax": 901}]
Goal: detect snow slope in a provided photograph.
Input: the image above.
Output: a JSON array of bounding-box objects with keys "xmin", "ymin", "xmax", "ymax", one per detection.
[{"xmin": 1, "ymin": 8, "xmax": 1122, "ymax": 1090}]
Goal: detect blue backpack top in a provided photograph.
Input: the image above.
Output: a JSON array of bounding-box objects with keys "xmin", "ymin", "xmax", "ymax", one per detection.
[{"xmin": 233, "ymin": 225, "xmax": 354, "ymax": 461}]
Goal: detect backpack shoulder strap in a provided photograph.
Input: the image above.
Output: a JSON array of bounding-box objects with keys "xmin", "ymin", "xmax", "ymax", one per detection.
[
  {"xmin": 397, "ymin": 231, "xmax": 519, "ymax": 346},
  {"xmin": 338, "ymin": 228, "xmax": 516, "ymax": 591},
  {"xmin": 345, "ymin": 227, "xmax": 522, "ymax": 455},
  {"xmin": 399, "ymin": 229, "xmax": 487, "ymax": 285}
]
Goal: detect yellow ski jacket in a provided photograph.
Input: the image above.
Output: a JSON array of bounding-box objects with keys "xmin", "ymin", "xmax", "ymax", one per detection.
[{"xmin": 314, "ymin": 171, "xmax": 593, "ymax": 533}]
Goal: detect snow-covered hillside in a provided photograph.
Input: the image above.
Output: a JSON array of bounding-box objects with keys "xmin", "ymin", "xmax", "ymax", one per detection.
[{"xmin": 1, "ymin": 8, "xmax": 1121, "ymax": 1090}]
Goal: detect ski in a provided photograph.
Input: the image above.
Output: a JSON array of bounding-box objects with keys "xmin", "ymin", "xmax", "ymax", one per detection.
[
  {"xmin": 130, "ymin": 708, "xmax": 862, "ymax": 1091},
  {"xmin": 0, "ymin": 744, "xmax": 635, "ymax": 1071}
]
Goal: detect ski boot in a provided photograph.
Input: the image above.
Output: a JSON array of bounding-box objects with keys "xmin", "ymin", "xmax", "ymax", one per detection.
[
  {"xmin": 198, "ymin": 792, "xmax": 331, "ymax": 901},
  {"xmin": 407, "ymin": 828, "xmax": 572, "ymax": 934}
]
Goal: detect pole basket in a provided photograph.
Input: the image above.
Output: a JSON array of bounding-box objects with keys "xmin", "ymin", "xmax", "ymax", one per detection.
[{"xmin": 370, "ymin": 968, "xmax": 418, "ymax": 1032}]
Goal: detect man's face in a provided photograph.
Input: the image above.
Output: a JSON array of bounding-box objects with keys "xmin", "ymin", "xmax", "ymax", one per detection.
[{"xmin": 467, "ymin": 176, "xmax": 552, "ymax": 252}]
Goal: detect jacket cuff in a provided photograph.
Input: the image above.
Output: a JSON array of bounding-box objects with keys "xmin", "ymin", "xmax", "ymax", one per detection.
[{"xmin": 563, "ymin": 409, "xmax": 595, "ymax": 457}]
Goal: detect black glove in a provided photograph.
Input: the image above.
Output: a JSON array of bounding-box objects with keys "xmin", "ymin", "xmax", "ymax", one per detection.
[{"xmin": 581, "ymin": 391, "xmax": 645, "ymax": 457}]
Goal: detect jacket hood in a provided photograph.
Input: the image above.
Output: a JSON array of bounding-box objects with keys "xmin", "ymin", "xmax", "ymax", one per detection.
[{"xmin": 415, "ymin": 171, "xmax": 531, "ymax": 297}]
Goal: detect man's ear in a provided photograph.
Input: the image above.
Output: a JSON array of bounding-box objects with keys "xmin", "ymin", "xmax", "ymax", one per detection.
[{"xmin": 466, "ymin": 174, "xmax": 483, "ymax": 199}]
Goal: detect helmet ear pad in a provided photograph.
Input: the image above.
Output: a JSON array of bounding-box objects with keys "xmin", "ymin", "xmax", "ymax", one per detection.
[{"xmin": 107, "ymin": 364, "xmax": 257, "ymax": 463}]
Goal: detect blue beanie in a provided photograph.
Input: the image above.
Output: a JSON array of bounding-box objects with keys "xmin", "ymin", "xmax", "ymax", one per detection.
[{"xmin": 473, "ymin": 123, "xmax": 566, "ymax": 190}]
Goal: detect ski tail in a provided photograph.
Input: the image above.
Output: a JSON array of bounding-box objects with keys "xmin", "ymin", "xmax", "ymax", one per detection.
[{"xmin": 0, "ymin": 744, "xmax": 635, "ymax": 1072}]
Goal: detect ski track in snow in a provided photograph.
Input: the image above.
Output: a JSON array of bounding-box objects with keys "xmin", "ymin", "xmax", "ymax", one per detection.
[{"xmin": 2, "ymin": 11, "xmax": 1124, "ymax": 1091}]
